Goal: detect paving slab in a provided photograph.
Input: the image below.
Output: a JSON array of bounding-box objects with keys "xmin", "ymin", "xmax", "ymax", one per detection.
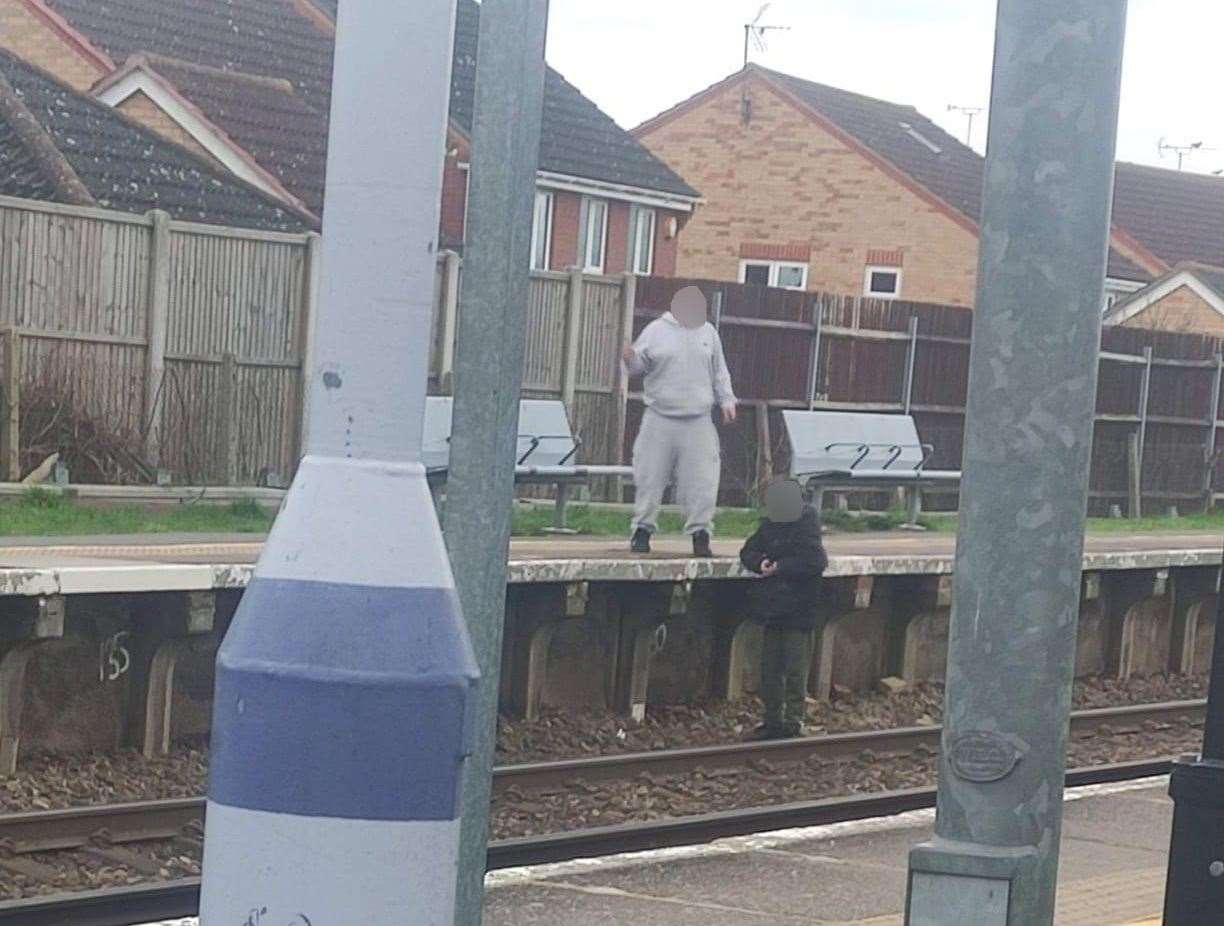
[
  {"xmin": 481, "ymin": 782, "xmax": 1172, "ymax": 926},
  {"xmin": 548, "ymin": 849, "xmax": 907, "ymax": 922}
]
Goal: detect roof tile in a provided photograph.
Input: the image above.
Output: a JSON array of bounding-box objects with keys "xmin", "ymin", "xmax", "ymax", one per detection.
[
  {"xmin": 45, "ymin": 0, "xmax": 698, "ymax": 200},
  {"xmin": 0, "ymin": 49, "xmax": 312, "ymax": 231}
]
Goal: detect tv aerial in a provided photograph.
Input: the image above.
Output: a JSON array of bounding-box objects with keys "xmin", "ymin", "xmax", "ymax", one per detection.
[
  {"xmin": 947, "ymin": 104, "xmax": 984, "ymax": 147},
  {"xmin": 743, "ymin": 3, "xmax": 790, "ymax": 68},
  {"xmin": 1158, "ymin": 138, "xmax": 1216, "ymax": 171}
]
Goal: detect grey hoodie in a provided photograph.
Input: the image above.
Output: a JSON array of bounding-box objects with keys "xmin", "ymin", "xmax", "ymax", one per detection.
[{"xmin": 626, "ymin": 312, "xmax": 737, "ymax": 418}]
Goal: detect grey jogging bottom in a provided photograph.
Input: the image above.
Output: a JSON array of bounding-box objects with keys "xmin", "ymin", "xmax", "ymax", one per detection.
[{"xmin": 631, "ymin": 408, "xmax": 721, "ymax": 536}]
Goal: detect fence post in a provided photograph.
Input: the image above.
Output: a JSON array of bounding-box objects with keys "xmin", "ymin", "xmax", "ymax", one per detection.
[
  {"xmin": 438, "ymin": 249, "xmax": 462, "ymax": 393},
  {"xmin": 560, "ymin": 267, "xmax": 584, "ymax": 413},
  {"xmin": 297, "ymin": 232, "xmax": 322, "ymax": 461},
  {"xmin": 219, "ymin": 353, "xmax": 238, "ymax": 485},
  {"xmin": 903, "ymin": 314, "xmax": 919, "ymax": 414},
  {"xmin": 0, "ymin": 330, "xmax": 18, "ymax": 481},
  {"xmin": 1137, "ymin": 345, "xmax": 1153, "ymax": 461},
  {"xmin": 1127, "ymin": 431, "xmax": 1142, "ymax": 519},
  {"xmin": 1204, "ymin": 353, "xmax": 1223, "ymax": 512},
  {"xmin": 806, "ymin": 296, "xmax": 823, "ymax": 410},
  {"xmin": 142, "ymin": 210, "xmax": 172, "ymax": 470},
  {"xmin": 612, "ymin": 272, "xmax": 638, "ymax": 476},
  {"xmin": 755, "ymin": 401, "xmax": 773, "ymax": 499}
]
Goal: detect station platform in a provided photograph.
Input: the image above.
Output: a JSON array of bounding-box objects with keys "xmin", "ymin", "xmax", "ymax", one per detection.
[
  {"xmin": 139, "ymin": 777, "xmax": 1171, "ymax": 925},
  {"xmin": 479, "ymin": 777, "xmax": 1172, "ymax": 925}
]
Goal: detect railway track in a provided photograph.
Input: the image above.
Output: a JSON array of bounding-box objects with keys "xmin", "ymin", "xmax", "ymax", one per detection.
[
  {"xmin": 495, "ymin": 698, "xmax": 1205, "ymax": 793},
  {"xmin": 0, "ymin": 757, "xmax": 1177, "ymax": 926},
  {"xmin": 0, "ymin": 699, "xmax": 1201, "ymax": 925}
]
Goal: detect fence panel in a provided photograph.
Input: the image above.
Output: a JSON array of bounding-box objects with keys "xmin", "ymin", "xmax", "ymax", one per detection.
[
  {"xmin": 0, "ymin": 196, "xmax": 312, "ymax": 485},
  {"xmin": 521, "ymin": 273, "xmax": 568, "ymax": 393},
  {"xmin": 627, "ymin": 276, "xmax": 1224, "ymax": 513}
]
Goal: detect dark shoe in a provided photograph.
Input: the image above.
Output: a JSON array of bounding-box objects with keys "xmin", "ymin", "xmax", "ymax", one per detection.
[
  {"xmin": 692, "ymin": 530, "xmax": 713, "ymax": 558},
  {"xmin": 780, "ymin": 722, "xmax": 804, "ymax": 739},
  {"xmin": 747, "ymin": 723, "xmax": 784, "ymax": 741},
  {"xmin": 630, "ymin": 528, "xmax": 652, "ymax": 554}
]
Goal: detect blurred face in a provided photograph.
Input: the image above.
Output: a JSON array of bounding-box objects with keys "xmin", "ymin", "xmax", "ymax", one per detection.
[
  {"xmin": 765, "ymin": 479, "xmax": 804, "ymax": 523},
  {"xmin": 671, "ymin": 286, "xmax": 708, "ymax": 329}
]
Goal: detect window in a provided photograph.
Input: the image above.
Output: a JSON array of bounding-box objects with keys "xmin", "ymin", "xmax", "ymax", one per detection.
[
  {"xmin": 530, "ymin": 191, "xmax": 553, "ymax": 271},
  {"xmin": 739, "ymin": 259, "xmax": 808, "ymax": 291},
  {"xmin": 630, "ymin": 206, "xmax": 656, "ymax": 275},
  {"xmin": 578, "ymin": 197, "xmax": 608, "ymax": 273},
  {"xmin": 864, "ymin": 266, "xmax": 903, "ymax": 299}
]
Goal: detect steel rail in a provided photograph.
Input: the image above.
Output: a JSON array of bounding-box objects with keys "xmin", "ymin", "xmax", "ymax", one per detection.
[{"xmin": 493, "ymin": 698, "xmax": 1204, "ymax": 793}]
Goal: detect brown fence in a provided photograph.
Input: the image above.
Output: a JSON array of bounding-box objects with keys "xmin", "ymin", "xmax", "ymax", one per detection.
[
  {"xmin": 4, "ymin": 187, "xmax": 1218, "ymax": 512},
  {"xmin": 0, "ymin": 195, "xmax": 316, "ymax": 485},
  {"xmin": 636, "ymin": 277, "xmax": 1224, "ymax": 514}
]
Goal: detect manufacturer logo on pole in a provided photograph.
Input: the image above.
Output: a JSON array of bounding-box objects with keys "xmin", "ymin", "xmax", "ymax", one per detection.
[{"xmin": 948, "ymin": 731, "xmax": 1026, "ymax": 783}]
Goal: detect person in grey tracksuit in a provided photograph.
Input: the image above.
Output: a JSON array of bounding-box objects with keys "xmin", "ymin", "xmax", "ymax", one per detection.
[{"xmin": 622, "ymin": 285, "xmax": 737, "ymax": 557}]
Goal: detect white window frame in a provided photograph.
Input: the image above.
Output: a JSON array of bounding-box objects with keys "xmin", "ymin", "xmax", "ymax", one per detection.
[
  {"xmin": 630, "ymin": 206, "xmax": 656, "ymax": 276},
  {"xmin": 579, "ymin": 196, "xmax": 608, "ymax": 273},
  {"xmin": 738, "ymin": 259, "xmax": 808, "ymax": 291},
  {"xmin": 864, "ymin": 265, "xmax": 903, "ymax": 300},
  {"xmin": 530, "ymin": 190, "xmax": 553, "ymax": 271}
]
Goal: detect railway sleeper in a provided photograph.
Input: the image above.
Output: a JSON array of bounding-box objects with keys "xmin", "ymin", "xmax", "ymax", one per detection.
[
  {"xmin": 82, "ymin": 829, "xmax": 164, "ymax": 876},
  {"xmin": 0, "ymin": 838, "xmax": 58, "ymax": 881}
]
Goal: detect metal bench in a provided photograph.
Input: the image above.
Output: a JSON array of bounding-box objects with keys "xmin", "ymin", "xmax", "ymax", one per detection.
[
  {"xmin": 423, "ymin": 397, "xmax": 632, "ymax": 531},
  {"xmin": 781, "ymin": 410, "xmax": 960, "ymax": 526}
]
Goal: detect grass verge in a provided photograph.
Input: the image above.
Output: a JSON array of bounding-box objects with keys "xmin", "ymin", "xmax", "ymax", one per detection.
[{"xmin": 0, "ymin": 489, "xmax": 275, "ymax": 537}]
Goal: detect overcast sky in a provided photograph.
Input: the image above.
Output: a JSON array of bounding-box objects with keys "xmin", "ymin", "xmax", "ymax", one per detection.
[{"xmin": 544, "ymin": 0, "xmax": 1223, "ymax": 174}]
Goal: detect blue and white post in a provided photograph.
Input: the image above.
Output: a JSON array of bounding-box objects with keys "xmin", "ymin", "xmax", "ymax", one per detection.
[{"xmin": 199, "ymin": 2, "xmax": 478, "ymax": 923}]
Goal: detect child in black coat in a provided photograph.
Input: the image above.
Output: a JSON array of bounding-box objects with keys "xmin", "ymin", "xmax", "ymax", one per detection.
[{"xmin": 739, "ymin": 479, "xmax": 828, "ymax": 739}]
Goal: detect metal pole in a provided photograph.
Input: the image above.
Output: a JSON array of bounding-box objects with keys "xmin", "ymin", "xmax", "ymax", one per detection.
[
  {"xmin": 444, "ymin": 2, "xmax": 549, "ymax": 924},
  {"xmin": 903, "ymin": 314, "xmax": 919, "ymax": 414},
  {"xmin": 904, "ymin": 3, "xmax": 1127, "ymax": 925},
  {"xmin": 1164, "ymin": 541, "xmax": 1224, "ymax": 923},
  {"xmin": 200, "ymin": 3, "xmax": 479, "ymax": 923},
  {"xmin": 807, "ymin": 301, "xmax": 823, "ymax": 411}
]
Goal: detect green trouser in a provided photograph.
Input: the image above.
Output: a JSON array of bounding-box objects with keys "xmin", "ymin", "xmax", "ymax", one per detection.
[{"xmin": 761, "ymin": 625, "xmax": 814, "ymax": 728}]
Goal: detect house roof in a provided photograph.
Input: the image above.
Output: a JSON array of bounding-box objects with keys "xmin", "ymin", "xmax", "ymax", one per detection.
[
  {"xmin": 40, "ymin": 0, "xmax": 699, "ymax": 203},
  {"xmin": 447, "ymin": 0, "xmax": 698, "ymax": 199},
  {"xmin": 1105, "ymin": 262, "xmax": 1224, "ymax": 326},
  {"xmin": 43, "ymin": 0, "xmax": 336, "ymax": 109},
  {"xmin": 0, "ymin": 48, "xmax": 313, "ymax": 230},
  {"xmin": 760, "ymin": 68, "xmax": 1157, "ymax": 284},
  {"xmin": 95, "ymin": 54, "xmax": 328, "ymax": 215},
  {"xmin": 1111, "ymin": 163, "xmax": 1224, "ymax": 269},
  {"xmin": 637, "ymin": 66, "xmax": 1167, "ymax": 283},
  {"xmin": 759, "ymin": 67, "xmax": 985, "ymax": 227}
]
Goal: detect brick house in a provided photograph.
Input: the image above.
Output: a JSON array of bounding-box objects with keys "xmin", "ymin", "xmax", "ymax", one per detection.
[
  {"xmin": 0, "ymin": 0, "xmax": 700, "ymax": 272},
  {"xmin": 633, "ymin": 65, "xmax": 1224, "ymax": 317},
  {"xmin": 1105, "ymin": 264, "xmax": 1224, "ymax": 337}
]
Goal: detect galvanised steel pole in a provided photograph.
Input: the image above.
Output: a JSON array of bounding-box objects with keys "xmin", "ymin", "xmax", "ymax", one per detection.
[
  {"xmin": 200, "ymin": 2, "xmax": 479, "ymax": 922},
  {"xmin": 1163, "ymin": 540, "xmax": 1224, "ymax": 924},
  {"xmin": 905, "ymin": 3, "xmax": 1127, "ymax": 925},
  {"xmin": 444, "ymin": 2, "xmax": 549, "ymax": 924}
]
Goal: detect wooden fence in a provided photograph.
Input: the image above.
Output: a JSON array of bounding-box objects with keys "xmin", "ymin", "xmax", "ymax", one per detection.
[
  {"xmin": 0, "ymin": 194, "xmax": 636, "ymax": 487},
  {"xmin": 430, "ymin": 259, "xmax": 637, "ymax": 473},
  {"xmin": 0, "ymin": 195, "xmax": 315, "ymax": 485},
  {"xmin": 636, "ymin": 277, "xmax": 1224, "ymax": 514},
  {"xmin": 4, "ymin": 188, "xmax": 1219, "ymax": 513}
]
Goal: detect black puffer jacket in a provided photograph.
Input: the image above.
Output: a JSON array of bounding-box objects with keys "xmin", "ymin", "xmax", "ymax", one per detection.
[{"xmin": 738, "ymin": 507, "xmax": 828, "ymax": 630}]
